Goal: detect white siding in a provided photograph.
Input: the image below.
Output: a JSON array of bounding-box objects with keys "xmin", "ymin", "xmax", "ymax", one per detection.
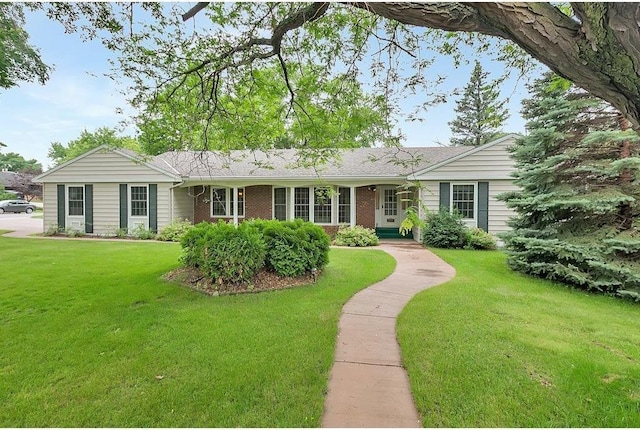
[
  {"xmin": 414, "ymin": 137, "xmax": 517, "ymax": 181},
  {"xmin": 417, "ymin": 179, "xmax": 519, "ymax": 236},
  {"xmin": 43, "ymin": 183, "xmax": 58, "ymax": 233},
  {"xmin": 42, "ymin": 182, "xmax": 180, "ymax": 235},
  {"xmin": 38, "ymin": 150, "xmax": 176, "ymax": 183},
  {"xmin": 157, "ymin": 183, "xmax": 172, "ymax": 230},
  {"xmin": 172, "ymin": 187, "xmax": 194, "ymax": 222},
  {"xmin": 92, "ymin": 183, "xmax": 120, "ymax": 235},
  {"xmin": 488, "ymin": 180, "xmax": 519, "ymax": 235}
]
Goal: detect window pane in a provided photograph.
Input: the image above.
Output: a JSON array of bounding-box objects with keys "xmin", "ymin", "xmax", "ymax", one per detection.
[
  {"xmin": 338, "ymin": 187, "xmax": 350, "ymax": 224},
  {"xmin": 131, "ymin": 186, "xmax": 148, "ymax": 217},
  {"xmin": 294, "ymin": 187, "xmax": 309, "ymax": 221},
  {"xmin": 314, "ymin": 187, "xmax": 332, "ymax": 224},
  {"xmin": 212, "ymin": 188, "xmax": 226, "ymax": 216},
  {"xmin": 274, "ymin": 188, "xmax": 287, "ymax": 221},
  {"xmin": 384, "ymin": 189, "xmax": 397, "ymax": 216},
  {"xmin": 452, "ymin": 184, "xmax": 475, "ymax": 219},
  {"xmin": 68, "ymin": 186, "xmax": 84, "ymax": 216},
  {"xmin": 230, "ymin": 188, "xmax": 244, "ymax": 217}
]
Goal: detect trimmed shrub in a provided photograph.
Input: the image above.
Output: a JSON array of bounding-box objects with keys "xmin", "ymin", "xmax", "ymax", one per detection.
[
  {"xmin": 422, "ymin": 209, "xmax": 469, "ymax": 249},
  {"xmin": 247, "ymin": 219, "xmax": 331, "ymax": 277},
  {"xmin": 157, "ymin": 218, "xmax": 194, "ymax": 242},
  {"xmin": 179, "ymin": 222, "xmax": 214, "ymax": 268},
  {"xmin": 180, "ymin": 220, "xmax": 265, "ymax": 284},
  {"xmin": 465, "ymin": 227, "xmax": 498, "ymax": 250},
  {"xmin": 333, "ymin": 225, "xmax": 379, "ymax": 247}
]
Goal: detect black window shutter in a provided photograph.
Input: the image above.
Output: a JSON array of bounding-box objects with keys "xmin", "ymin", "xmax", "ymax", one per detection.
[
  {"xmin": 119, "ymin": 184, "xmax": 128, "ymax": 229},
  {"xmin": 84, "ymin": 184, "xmax": 93, "ymax": 233},
  {"xmin": 478, "ymin": 182, "xmax": 489, "ymax": 232},
  {"xmin": 149, "ymin": 184, "xmax": 158, "ymax": 232},
  {"xmin": 439, "ymin": 182, "xmax": 450, "ymax": 211},
  {"xmin": 57, "ymin": 184, "xmax": 65, "ymax": 229}
]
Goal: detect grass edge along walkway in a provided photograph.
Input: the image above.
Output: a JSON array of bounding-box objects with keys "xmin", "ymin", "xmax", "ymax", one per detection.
[
  {"xmin": 322, "ymin": 240, "xmax": 455, "ymax": 427},
  {"xmin": 0, "ymin": 237, "xmax": 395, "ymax": 427},
  {"xmin": 398, "ymin": 248, "xmax": 640, "ymax": 428}
]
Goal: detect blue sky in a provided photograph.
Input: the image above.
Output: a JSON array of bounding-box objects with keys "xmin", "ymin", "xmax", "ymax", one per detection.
[{"xmin": 0, "ymin": 5, "xmax": 541, "ymax": 170}]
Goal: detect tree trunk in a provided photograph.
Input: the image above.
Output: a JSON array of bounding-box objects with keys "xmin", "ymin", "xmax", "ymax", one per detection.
[{"xmin": 352, "ymin": 2, "xmax": 640, "ymax": 131}]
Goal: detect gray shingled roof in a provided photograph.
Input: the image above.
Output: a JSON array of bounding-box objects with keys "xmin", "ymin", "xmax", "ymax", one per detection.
[{"xmin": 152, "ymin": 147, "xmax": 471, "ymax": 180}]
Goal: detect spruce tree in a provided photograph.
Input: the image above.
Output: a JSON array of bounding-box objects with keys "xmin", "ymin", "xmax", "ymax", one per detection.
[
  {"xmin": 499, "ymin": 72, "xmax": 640, "ymax": 299},
  {"xmin": 449, "ymin": 60, "xmax": 509, "ymax": 146}
]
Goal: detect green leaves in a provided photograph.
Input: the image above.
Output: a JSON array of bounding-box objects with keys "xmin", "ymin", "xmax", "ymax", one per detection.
[
  {"xmin": 47, "ymin": 127, "xmax": 139, "ymax": 166},
  {"xmin": 0, "ymin": 3, "xmax": 51, "ymax": 89}
]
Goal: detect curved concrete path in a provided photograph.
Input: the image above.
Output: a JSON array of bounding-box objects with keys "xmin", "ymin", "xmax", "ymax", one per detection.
[{"xmin": 322, "ymin": 240, "xmax": 456, "ymax": 428}]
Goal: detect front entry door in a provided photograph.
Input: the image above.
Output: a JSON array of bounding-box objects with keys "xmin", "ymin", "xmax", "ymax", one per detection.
[{"xmin": 380, "ymin": 187, "xmax": 401, "ymax": 228}]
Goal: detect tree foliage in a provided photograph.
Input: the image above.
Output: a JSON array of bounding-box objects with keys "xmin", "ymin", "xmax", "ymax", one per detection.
[
  {"xmin": 48, "ymin": 127, "xmax": 139, "ymax": 166},
  {"xmin": 0, "ymin": 3, "xmax": 51, "ymax": 90},
  {"xmin": 8, "ymin": 2, "xmax": 640, "ymax": 147},
  {"xmin": 0, "ymin": 151, "xmax": 42, "ymax": 173},
  {"xmin": 449, "ymin": 60, "xmax": 508, "ymax": 146},
  {"xmin": 499, "ymin": 72, "xmax": 640, "ymax": 299},
  {"xmin": 137, "ymin": 64, "xmax": 394, "ymax": 154}
]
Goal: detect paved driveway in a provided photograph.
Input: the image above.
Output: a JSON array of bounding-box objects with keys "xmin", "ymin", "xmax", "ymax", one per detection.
[{"xmin": 0, "ymin": 213, "xmax": 43, "ymax": 238}]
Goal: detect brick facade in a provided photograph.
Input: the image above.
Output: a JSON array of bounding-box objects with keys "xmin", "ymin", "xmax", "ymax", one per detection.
[{"xmin": 194, "ymin": 184, "xmax": 378, "ymax": 232}]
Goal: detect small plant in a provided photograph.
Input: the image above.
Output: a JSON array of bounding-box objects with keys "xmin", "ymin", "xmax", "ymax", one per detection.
[
  {"xmin": 465, "ymin": 227, "xmax": 497, "ymax": 250},
  {"xmin": 333, "ymin": 225, "xmax": 379, "ymax": 247},
  {"xmin": 422, "ymin": 208, "xmax": 468, "ymax": 249},
  {"xmin": 65, "ymin": 227, "xmax": 85, "ymax": 238},
  {"xmin": 114, "ymin": 227, "xmax": 128, "ymax": 239},
  {"xmin": 44, "ymin": 223, "xmax": 61, "ymax": 236},
  {"xmin": 157, "ymin": 218, "xmax": 194, "ymax": 242},
  {"xmin": 399, "ymin": 206, "xmax": 424, "ymax": 237},
  {"xmin": 131, "ymin": 224, "xmax": 157, "ymax": 240}
]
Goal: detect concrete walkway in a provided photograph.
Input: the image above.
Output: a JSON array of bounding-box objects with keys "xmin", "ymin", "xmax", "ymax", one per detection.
[{"xmin": 322, "ymin": 240, "xmax": 456, "ymax": 428}]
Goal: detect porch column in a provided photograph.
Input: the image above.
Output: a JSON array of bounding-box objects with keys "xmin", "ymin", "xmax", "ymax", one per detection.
[
  {"xmin": 350, "ymin": 186, "xmax": 356, "ymax": 227},
  {"xmin": 289, "ymin": 187, "xmax": 295, "ymax": 221},
  {"xmin": 232, "ymin": 186, "xmax": 239, "ymax": 227}
]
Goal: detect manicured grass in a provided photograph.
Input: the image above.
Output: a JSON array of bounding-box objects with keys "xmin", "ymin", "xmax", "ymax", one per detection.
[
  {"xmin": 398, "ymin": 249, "xmax": 640, "ymax": 427},
  {"xmin": 0, "ymin": 237, "xmax": 395, "ymax": 427}
]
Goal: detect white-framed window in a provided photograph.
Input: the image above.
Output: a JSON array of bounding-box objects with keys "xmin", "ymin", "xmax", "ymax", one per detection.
[
  {"xmin": 338, "ymin": 187, "xmax": 351, "ymax": 224},
  {"xmin": 130, "ymin": 185, "xmax": 148, "ymax": 217},
  {"xmin": 67, "ymin": 186, "xmax": 84, "ymax": 216},
  {"xmin": 313, "ymin": 187, "xmax": 332, "ymax": 224},
  {"xmin": 273, "ymin": 187, "xmax": 287, "ymax": 221},
  {"xmin": 211, "ymin": 187, "xmax": 244, "ymax": 218},
  {"xmin": 383, "ymin": 188, "xmax": 397, "ymax": 216},
  {"xmin": 451, "ymin": 183, "xmax": 476, "ymax": 219},
  {"xmin": 294, "ymin": 187, "xmax": 310, "ymax": 221}
]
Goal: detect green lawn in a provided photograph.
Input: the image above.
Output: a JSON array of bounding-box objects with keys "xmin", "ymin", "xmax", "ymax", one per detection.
[
  {"xmin": 0, "ymin": 237, "xmax": 395, "ymax": 427},
  {"xmin": 398, "ymin": 249, "xmax": 640, "ymax": 427}
]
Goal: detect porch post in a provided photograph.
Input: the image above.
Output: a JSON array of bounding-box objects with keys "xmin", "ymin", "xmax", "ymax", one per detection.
[
  {"xmin": 350, "ymin": 186, "xmax": 356, "ymax": 227},
  {"xmin": 232, "ymin": 186, "xmax": 239, "ymax": 227},
  {"xmin": 289, "ymin": 187, "xmax": 295, "ymax": 221}
]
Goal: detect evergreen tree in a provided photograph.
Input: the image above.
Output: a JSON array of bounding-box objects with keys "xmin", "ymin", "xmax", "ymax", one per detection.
[
  {"xmin": 449, "ymin": 60, "xmax": 509, "ymax": 146},
  {"xmin": 499, "ymin": 72, "xmax": 640, "ymax": 299}
]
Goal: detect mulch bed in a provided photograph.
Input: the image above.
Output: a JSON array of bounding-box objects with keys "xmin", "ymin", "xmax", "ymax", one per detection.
[{"xmin": 163, "ymin": 266, "xmax": 318, "ymax": 296}]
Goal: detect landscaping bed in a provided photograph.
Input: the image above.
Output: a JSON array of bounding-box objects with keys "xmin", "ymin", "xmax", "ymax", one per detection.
[{"xmin": 164, "ymin": 266, "xmax": 317, "ymax": 296}]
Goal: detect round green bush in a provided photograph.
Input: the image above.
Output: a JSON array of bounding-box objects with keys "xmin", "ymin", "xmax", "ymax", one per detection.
[
  {"xmin": 465, "ymin": 227, "xmax": 498, "ymax": 250},
  {"xmin": 333, "ymin": 225, "xmax": 379, "ymax": 247},
  {"xmin": 180, "ymin": 220, "xmax": 266, "ymax": 284},
  {"xmin": 247, "ymin": 219, "xmax": 330, "ymax": 277},
  {"xmin": 422, "ymin": 209, "xmax": 468, "ymax": 249},
  {"xmin": 157, "ymin": 218, "xmax": 194, "ymax": 242}
]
